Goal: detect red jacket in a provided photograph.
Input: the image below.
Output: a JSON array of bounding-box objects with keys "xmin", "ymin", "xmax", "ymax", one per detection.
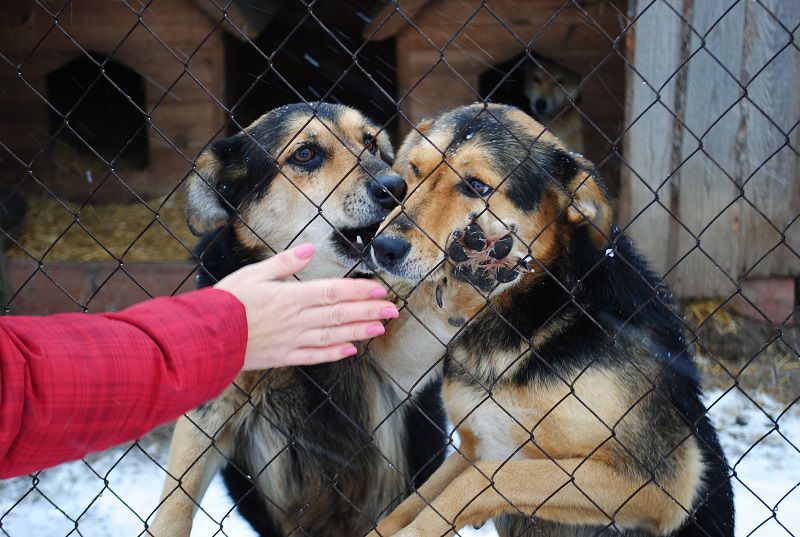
[{"xmin": 0, "ymin": 288, "xmax": 247, "ymax": 478}]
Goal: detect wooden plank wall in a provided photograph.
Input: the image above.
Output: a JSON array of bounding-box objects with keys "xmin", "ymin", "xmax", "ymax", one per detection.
[
  {"xmin": 386, "ymin": 0, "xmax": 628, "ymax": 194},
  {"xmin": 620, "ymin": 0, "xmax": 800, "ymax": 298},
  {"xmin": 0, "ymin": 0, "xmax": 226, "ymax": 203},
  {"xmin": 391, "ymin": 0, "xmax": 627, "ymax": 129}
]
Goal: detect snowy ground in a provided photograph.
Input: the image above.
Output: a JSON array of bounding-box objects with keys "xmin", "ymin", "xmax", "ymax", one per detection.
[{"xmin": 1, "ymin": 388, "xmax": 797, "ymax": 537}]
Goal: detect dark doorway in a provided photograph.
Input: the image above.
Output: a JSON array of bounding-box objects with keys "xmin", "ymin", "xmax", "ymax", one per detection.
[
  {"xmin": 479, "ymin": 54, "xmax": 533, "ymax": 110},
  {"xmin": 224, "ymin": 1, "xmax": 397, "ymax": 137},
  {"xmin": 46, "ymin": 54, "xmax": 148, "ymax": 172}
]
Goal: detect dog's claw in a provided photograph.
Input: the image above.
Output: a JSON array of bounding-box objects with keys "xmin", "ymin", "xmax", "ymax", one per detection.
[
  {"xmin": 488, "ymin": 234, "xmax": 513, "ymax": 259},
  {"xmin": 463, "ymin": 222, "xmax": 487, "ymax": 251}
]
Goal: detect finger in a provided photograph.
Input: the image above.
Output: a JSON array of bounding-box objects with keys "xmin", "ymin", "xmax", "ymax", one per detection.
[
  {"xmin": 249, "ymin": 243, "xmax": 316, "ymax": 281},
  {"xmin": 298, "ymin": 300, "xmax": 398, "ymax": 328},
  {"xmin": 285, "ymin": 344, "xmax": 359, "ymax": 366},
  {"xmin": 295, "ymin": 278, "xmax": 389, "ymax": 307},
  {"xmin": 298, "ymin": 321, "xmax": 386, "ymax": 347}
]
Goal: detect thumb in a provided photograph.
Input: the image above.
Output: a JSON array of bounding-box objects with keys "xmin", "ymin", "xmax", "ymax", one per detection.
[{"xmin": 253, "ymin": 243, "xmax": 315, "ymax": 281}]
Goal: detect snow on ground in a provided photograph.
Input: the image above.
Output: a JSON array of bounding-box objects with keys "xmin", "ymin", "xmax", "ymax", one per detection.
[
  {"xmin": 1, "ymin": 389, "xmax": 797, "ymax": 536},
  {"xmin": 706, "ymin": 389, "xmax": 800, "ymax": 536}
]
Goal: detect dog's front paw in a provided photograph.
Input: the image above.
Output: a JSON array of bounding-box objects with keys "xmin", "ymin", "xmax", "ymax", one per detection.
[{"xmin": 446, "ymin": 222, "xmax": 521, "ymax": 292}]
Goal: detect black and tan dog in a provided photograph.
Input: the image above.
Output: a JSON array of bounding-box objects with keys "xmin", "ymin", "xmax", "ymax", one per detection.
[
  {"xmin": 148, "ymin": 103, "xmax": 451, "ymax": 537},
  {"xmin": 369, "ymin": 104, "xmax": 734, "ymax": 536}
]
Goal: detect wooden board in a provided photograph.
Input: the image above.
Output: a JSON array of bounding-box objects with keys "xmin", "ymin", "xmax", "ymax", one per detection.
[
  {"xmin": 737, "ymin": 0, "xmax": 800, "ymax": 282},
  {"xmin": 0, "ymin": 0, "xmax": 226, "ymax": 202},
  {"xmin": 393, "ymin": 0, "xmax": 628, "ymax": 140},
  {"xmin": 618, "ymin": 0, "xmax": 684, "ymax": 276},
  {"xmin": 621, "ymin": 0, "xmax": 800, "ymax": 298}
]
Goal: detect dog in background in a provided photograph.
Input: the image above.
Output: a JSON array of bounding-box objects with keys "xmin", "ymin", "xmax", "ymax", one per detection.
[
  {"xmin": 369, "ymin": 104, "xmax": 734, "ymax": 536},
  {"xmin": 523, "ymin": 56, "xmax": 584, "ymax": 153},
  {"xmin": 148, "ymin": 103, "xmax": 450, "ymax": 537}
]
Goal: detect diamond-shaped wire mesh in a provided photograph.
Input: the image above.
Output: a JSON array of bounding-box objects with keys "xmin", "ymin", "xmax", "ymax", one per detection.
[{"xmin": 0, "ymin": 0, "xmax": 798, "ymax": 536}]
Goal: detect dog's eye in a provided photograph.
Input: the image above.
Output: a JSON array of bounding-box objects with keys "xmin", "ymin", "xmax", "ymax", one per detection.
[
  {"xmin": 293, "ymin": 146, "xmax": 315, "ymax": 163},
  {"xmin": 364, "ymin": 134, "xmax": 377, "ymax": 155},
  {"xmin": 410, "ymin": 163, "xmax": 420, "ymax": 177},
  {"xmin": 461, "ymin": 177, "xmax": 493, "ymax": 197}
]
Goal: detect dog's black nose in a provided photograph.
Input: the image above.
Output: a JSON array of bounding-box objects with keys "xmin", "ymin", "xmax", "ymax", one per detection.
[
  {"xmin": 371, "ymin": 235, "xmax": 411, "ymax": 268},
  {"xmin": 534, "ymin": 97, "xmax": 549, "ymax": 116},
  {"xmin": 369, "ymin": 174, "xmax": 407, "ymax": 210}
]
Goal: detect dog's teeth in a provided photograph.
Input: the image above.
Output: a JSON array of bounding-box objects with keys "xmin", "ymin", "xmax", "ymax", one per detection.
[{"xmin": 356, "ymin": 235, "xmax": 364, "ymax": 245}]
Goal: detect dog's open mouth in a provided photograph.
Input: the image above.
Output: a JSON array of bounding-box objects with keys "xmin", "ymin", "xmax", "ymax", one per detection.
[
  {"xmin": 333, "ymin": 223, "xmax": 380, "ymax": 253},
  {"xmin": 331, "ymin": 221, "xmax": 383, "ymax": 275},
  {"xmin": 331, "ymin": 222, "xmax": 381, "ymax": 278}
]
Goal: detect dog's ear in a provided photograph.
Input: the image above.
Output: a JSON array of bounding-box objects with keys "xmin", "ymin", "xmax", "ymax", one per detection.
[
  {"xmin": 394, "ymin": 116, "xmax": 436, "ymax": 172},
  {"xmin": 185, "ymin": 135, "xmax": 247, "ymax": 236},
  {"xmin": 414, "ymin": 116, "xmax": 435, "ymax": 136},
  {"xmin": 564, "ymin": 168, "xmax": 611, "ymax": 249}
]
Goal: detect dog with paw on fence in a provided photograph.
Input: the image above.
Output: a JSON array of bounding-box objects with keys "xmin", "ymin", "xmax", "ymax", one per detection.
[{"xmin": 369, "ymin": 103, "xmax": 734, "ymax": 537}]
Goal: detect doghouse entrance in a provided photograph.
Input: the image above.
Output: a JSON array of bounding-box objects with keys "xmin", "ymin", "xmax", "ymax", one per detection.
[{"xmin": 46, "ymin": 54, "xmax": 148, "ymax": 173}]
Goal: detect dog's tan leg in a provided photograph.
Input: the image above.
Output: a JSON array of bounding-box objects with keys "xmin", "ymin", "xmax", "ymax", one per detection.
[
  {"xmin": 147, "ymin": 413, "xmax": 235, "ymax": 537},
  {"xmin": 394, "ymin": 458, "xmax": 692, "ymax": 537},
  {"xmin": 369, "ymin": 432, "xmax": 478, "ymax": 537}
]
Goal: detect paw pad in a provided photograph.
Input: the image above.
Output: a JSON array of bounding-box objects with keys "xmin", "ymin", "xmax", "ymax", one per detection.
[
  {"xmin": 446, "ymin": 221, "xmax": 521, "ymax": 291},
  {"xmin": 463, "ymin": 222, "xmax": 487, "ymax": 251},
  {"xmin": 488, "ymin": 234, "xmax": 513, "ymax": 259}
]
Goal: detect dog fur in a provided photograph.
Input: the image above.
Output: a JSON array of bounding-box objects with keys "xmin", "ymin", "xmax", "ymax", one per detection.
[
  {"xmin": 148, "ymin": 103, "xmax": 450, "ymax": 537},
  {"xmin": 369, "ymin": 104, "xmax": 734, "ymax": 537},
  {"xmin": 523, "ymin": 57, "xmax": 584, "ymax": 153}
]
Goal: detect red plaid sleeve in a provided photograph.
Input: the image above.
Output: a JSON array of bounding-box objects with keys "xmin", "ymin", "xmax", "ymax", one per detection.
[{"xmin": 0, "ymin": 287, "xmax": 247, "ymax": 478}]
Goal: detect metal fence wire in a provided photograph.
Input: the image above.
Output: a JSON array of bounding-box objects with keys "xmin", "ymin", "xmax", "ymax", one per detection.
[{"xmin": 1, "ymin": 0, "xmax": 799, "ymax": 536}]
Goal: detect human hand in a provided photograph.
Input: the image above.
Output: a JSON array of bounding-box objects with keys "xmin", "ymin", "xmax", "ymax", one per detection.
[{"xmin": 214, "ymin": 243, "xmax": 398, "ymax": 370}]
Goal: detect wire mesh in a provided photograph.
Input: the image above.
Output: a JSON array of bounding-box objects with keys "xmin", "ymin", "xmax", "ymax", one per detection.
[{"xmin": 0, "ymin": 0, "xmax": 798, "ymax": 536}]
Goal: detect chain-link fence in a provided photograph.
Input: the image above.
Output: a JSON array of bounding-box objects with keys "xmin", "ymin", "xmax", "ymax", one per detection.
[{"xmin": 1, "ymin": 0, "xmax": 798, "ymax": 536}]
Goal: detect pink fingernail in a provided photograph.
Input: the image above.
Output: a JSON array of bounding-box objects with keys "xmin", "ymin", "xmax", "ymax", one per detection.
[
  {"xmin": 381, "ymin": 306, "xmax": 399, "ymax": 319},
  {"xmin": 369, "ymin": 287, "xmax": 388, "ymax": 298},
  {"xmin": 367, "ymin": 324, "xmax": 385, "ymax": 336},
  {"xmin": 295, "ymin": 243, "xmax": 315, "ymax": 259},
  {"xmin": 340, "ymin": 344, "xmax": 358, "ymax": 357}
]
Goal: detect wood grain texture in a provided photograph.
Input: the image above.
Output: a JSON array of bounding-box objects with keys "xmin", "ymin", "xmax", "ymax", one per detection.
[
  {"xmin": 671, "ymin": 0, "xmax": 747, "ymax": 298},
  {"xmin": 736, "ymin": 0, "xmax": 800, "ymax": 281},
  {"xmin": 621, "ymin": 0, "xmax": 800, "ymax": 298},
  {"xmin": 619, "ymin": 0, "xmax": 684, "ymax": 276},
  {"xmin": 0, "ymin": 0, "xmax": 226, "ymax": 202},
  {"xmin": 392, "ymin": 0, "xmax": 628, "ymax": 159}
]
